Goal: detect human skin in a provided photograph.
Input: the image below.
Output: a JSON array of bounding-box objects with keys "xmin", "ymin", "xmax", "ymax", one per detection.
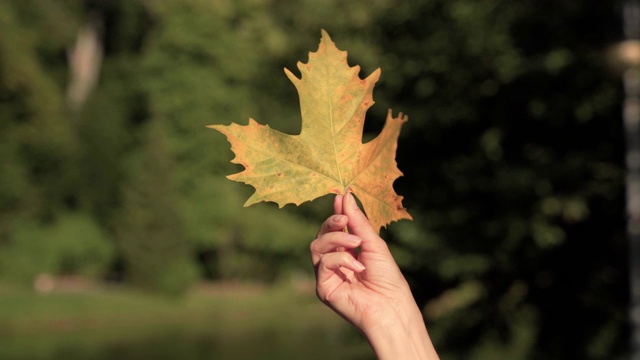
[{"xmin": 310, "ymin": 192, "xmax": 440, "ymax": 360}]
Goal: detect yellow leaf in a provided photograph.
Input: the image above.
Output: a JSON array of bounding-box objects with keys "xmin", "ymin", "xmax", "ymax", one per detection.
[{"xmin": 208, "ymin": 29, "xmax": 412, "ymax": 233}]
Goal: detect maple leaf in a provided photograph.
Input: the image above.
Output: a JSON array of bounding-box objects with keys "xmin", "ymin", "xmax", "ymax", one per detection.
[{"xmin": 208, "ymin": 29, "xmax": 412, "ymax": 233}]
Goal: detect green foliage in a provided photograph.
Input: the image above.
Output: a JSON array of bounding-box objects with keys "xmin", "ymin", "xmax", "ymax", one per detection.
[
  {"xmin": 136, "ymin": 0, "xmax": 323, "ymax": 283},
  {"xmin": 0, "ymin": 213, "xmax": 112, "ymax": 285},
  {"xmin": 46, "ymin": 213, "xmax": 113, "ymax": 277},
  {"xmin": 374, "ymin": 1, "xmax": 626, "ymax": 359},
  {"xmin": 114, "ymin": 122, "xmax": 198, "ymax": 295},
  {"xmin": 0, "ymin": 0, "xmax": 79, "ymax": 225}
]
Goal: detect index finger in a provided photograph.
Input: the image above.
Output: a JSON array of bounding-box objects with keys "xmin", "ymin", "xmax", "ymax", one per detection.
[
  {"xmin": 333, "ymin": 193, "xmax": 343, "ymax": 215},
  {"xmin": 316, "ymin": 214, "xmax": 348, "ymax": 239}
]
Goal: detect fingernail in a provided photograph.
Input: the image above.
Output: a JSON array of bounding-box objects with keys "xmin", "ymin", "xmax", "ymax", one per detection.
[
  {"xmin": 346, "ymin": 193, "xmax": 358, "ymax": 209},
  {"xmin": 352, "ymin": 260, "xmax": 366, "ymax": 271},
  {"xmin": 345, "ymin": 234, "xmax": 361, "ymax": 244},
  {"xmin": 332, "ymin": 215, "xmax": 346, "ymax": 223}
]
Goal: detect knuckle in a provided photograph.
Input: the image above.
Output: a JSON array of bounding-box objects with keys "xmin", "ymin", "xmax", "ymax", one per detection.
[
  {"xmin": 377, "ymin": 239, "xmax": 390, "ymax": 252},
  {"xmin": 315, "ymin": 287, "xmax": 326, "ymax": 302}
]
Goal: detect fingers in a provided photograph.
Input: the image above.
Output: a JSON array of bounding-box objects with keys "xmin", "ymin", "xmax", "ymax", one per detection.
[
  {"xmin": 315, "ymin": 252, "xmax": 365, "ymax": 301},
  {"xmin": 316, "ymin": 213, "xmax": 348, "ymax": 238},
  {"xmin": 311, "ymin": 231, "xmax": 362, "ymax": 255},
  {"xmin": 311, "ymin": 228, "xmax": 361, "ymax": 265},
  {"xmin": 317, "ymin": 252, "xmax": 366, "ymax": 279},
  {"xmin": 333, "ymin": 193, "xmax": 343, "ymax": 215},
  {"xmin": 342, "ymin": 192, "xmax": 385, "ymax": 251}
]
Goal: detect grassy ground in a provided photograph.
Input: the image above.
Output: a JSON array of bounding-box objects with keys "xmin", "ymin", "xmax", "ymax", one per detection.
[{"xmin": 0, "ymin": 279, "xmax": 373, "ymax": 360}]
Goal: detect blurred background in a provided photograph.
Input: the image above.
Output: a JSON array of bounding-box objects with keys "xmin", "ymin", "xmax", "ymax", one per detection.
[{"xmin": 0, "ymin": 0, "xmax": 630, "ymax": 359}]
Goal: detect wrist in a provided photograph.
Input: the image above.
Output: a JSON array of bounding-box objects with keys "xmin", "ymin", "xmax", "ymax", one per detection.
[{"xmin": 361, "ymin": 298, "xmax": 439, "ymax": 360}]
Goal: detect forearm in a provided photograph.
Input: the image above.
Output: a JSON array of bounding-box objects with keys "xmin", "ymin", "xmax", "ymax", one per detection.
[{"xmin": 362, "ymin": 300, "xmax": 439, "ymax": 360}]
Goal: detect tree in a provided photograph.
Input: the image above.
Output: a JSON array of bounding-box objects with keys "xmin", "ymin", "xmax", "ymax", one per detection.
[
  {"xmin": 371, "ymin": 1, "xmax": 627, "ymax": 359},
  {"xmin": 114, "ymin": 121, "xmax": 198, "ymax": 295}
]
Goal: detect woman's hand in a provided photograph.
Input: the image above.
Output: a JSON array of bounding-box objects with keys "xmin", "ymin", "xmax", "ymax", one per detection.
[{"xmin": 310, "ymin": 192, "xmax": 439, "ymax": 360}]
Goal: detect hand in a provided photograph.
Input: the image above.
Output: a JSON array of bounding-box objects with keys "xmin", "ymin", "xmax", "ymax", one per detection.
[
  {"xmin": 310, "ymin": 192, "xmax": 439, "ymax": 360},
  {"xmin": 311, "ymin": 192, "xmax": 413, "ymax": 328}
]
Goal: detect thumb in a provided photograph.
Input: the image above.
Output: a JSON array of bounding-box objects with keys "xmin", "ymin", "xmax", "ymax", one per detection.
[{"xmin": 342, "ymin": 192, "xmax": 382, "ymax": 247}]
